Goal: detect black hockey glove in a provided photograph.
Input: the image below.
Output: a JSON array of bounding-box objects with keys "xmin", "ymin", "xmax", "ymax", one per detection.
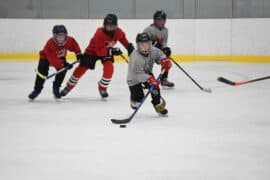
[
  {"xmin": 76, "ymin": 53, "xmax": 83, "ymax": 62},
  {"xmin": 63, "ymin": 62, "xmax": 73, "ymax": 70},
  {"xmin": 162, "ymin": 47, "xmax": 171, "ymax": 57},
  {"xmin": 153, "ymin": 41, "xmax": 163, "ymax": 49},
  {"xmin": 109, "ymin": 47, "xmax": 123, "ymax": 56},
  {"xmin": 126, "ymin": 43, "xmax": 135, "ymax": 55}
]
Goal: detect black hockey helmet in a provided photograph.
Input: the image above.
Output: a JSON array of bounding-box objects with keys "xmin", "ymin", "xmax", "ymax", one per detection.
[
  {"xmin": 136, "ymin": 33, "xmax": 151, "ymax": 56},
  {"xmin": 103, "ymin": 14, "xmax": 118, "ymax": 36},
  {"xmin": 52, "ymin": 25, "xmax": 68, "ymax": 35},
  {"xmin": 136, "ymin": 32, "xmax": 151, "ymax": 43},
  {"xmin": 103, "ymin": 13, "xmax": 118, "ymax": 26},
  {"xmin": 153, "ymin": 10, "xmax": 167, "ymax": 20},
  {"xmin": 52, "ymin": 25, "xmax": 68, "ymax": 46}
]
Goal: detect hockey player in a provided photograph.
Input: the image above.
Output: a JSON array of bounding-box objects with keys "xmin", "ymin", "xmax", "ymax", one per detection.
[
  {"xmin": 61, "ymin": 13, "xmax": 134, "ymax": 98},
  {"xmin": 143, "ymin": 10, "xmax": 174, "ymax": 88},
  {"xmin": 28, "ymin": 25, "xmax": 82, "ymax": 100},
  {"xmin": 127, "ymin": 32, "xmax": 172, "ymax": 115}
]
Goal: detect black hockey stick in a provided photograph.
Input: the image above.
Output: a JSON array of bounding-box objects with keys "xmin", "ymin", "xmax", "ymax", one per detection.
[
  {"xmin": 111, "ymin": 69, "xmax": 165, "ymax": 124},
  {"xmin": 169, "ymin": 57, "xmax": 212, "ymax": 93},
  {"xmin": 35, "ymin": 60, "xmax": 79, "ymax": 80},
  {"xmin": 120, "ymin": 54, "xmax": 129, "ymax": 63},
  {"xmin": 217, "ymin": 76, "xmax": 270, "ymax": 86}
]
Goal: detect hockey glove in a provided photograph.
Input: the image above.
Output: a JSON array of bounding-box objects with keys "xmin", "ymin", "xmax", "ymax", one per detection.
[
  {"xmin": 161, "ymin": 58, "xmax": 172, "ymax": 71},
  {"xmin": 147, "ymin": 75, "xmax": 160, "ymax": 89},
  {"xmin": 109, "ymin": 47, "xmax": 123, "ymax": 56},
  {"xmin": 76, "ymin": 53, "xmax": 83, "ymax": 62},
  {"xmin": 152, "ymin": 35, "xmax": 164, "ymax": 49},
  {"xmin": 126, "ymin": 43, "xmax": 135, "ymax": 55},
  {"xmin": 153, "ymin": 41, "xmax": 163, "ymax": 49},
  {"xmin": 162, "ymin": 47, "xmax": 171, "ymax": 57}
]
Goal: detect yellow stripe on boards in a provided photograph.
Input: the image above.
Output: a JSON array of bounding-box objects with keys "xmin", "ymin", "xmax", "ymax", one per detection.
[
  {"xmin": 0, "ymin": 53, "xmax": 270, "ymax": 63},
  {"xmin": 171, "ymin": 55, "xmax": 270, "ymax": 63},
  {"xmin": 0, "ymin": 53, "xmax": 39, "ymax": 61}
]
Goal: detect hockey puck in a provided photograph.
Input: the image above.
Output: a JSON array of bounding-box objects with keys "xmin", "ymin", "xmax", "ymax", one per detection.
[{"xmin": 119, "ymin": 124, "xmax": 126, "ymax": 128}]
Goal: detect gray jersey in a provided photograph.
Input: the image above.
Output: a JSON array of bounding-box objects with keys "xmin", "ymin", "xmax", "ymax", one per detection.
[
  {"xmin": 143, "ymin": 24, "xmax": 168, "ymax": 48},
  {"xmin": 127, "ymin": 46, "xmax": 166, "ymax": 86}
]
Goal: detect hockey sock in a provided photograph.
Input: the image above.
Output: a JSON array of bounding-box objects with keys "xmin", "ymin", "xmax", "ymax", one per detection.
[
  {"xmin": 98, "ymin": 61, "xmax": 114, "ymax": 91},
  {"xmin": 67, "ymin": 64, "xmax": 88, "ymax": 90}
]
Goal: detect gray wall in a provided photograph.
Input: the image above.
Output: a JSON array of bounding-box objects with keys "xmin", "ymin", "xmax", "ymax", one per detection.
[{"xmin": 0, "ymin": 0, "xmax": 270, "ymax": 18}]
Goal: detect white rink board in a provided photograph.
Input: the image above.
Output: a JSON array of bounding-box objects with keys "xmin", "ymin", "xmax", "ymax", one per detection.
[{"xmin": 0, "ymin": 18, "xmax": 270, "ymax": 55}]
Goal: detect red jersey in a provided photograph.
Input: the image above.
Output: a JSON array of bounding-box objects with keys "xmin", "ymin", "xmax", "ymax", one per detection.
[
  {"xmin": 39, "ymin": 36, "xmax": 81, "ymax": 69},
  {"xmin": 85, "ymin": 27, "xmax": 129, "ymax": 56}
]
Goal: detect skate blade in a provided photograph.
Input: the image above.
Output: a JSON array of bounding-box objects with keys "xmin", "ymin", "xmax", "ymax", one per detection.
[
  {"xmin": 54, "ymin": 97, "xmax": 64, "ymax": 102},
  {"xmin": 101, "ymin": 97, "xmax": 108, "ymax": 101},
  {"xmin": 161, "ymin": 86, "xmax": 174, "ymax": 90},
  {"xmin": 28, "ymin": 98, "xmax": 35, "ymax": 102},
  {"xmin": 157, "ymin": 112, "xmax": 168, "ymax": 117}
]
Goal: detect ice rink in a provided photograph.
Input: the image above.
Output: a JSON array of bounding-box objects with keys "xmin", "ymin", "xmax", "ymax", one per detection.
[{"xmin": 0, "ymin": 61, "xmax": 269, "ymax": 180}]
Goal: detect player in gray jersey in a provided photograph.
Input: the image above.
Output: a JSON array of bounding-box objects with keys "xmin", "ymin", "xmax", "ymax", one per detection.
[
  {"xmin": 143, "ymin": 10, "xmax": 175, "ymax": 88},
  {"xmin": 127, "ymin": 33, "xmax": 172, "ymax": 115}
]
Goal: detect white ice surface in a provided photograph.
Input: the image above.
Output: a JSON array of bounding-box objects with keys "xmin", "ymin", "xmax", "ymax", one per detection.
[{"xmin": 0, "ymin": 61, "xmax": 270, "ymax": 180}]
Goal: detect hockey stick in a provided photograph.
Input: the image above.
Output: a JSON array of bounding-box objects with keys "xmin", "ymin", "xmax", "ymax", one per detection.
[
  {"xmin": 169, "ymin": 57, "xmax": 212, "ymax": 93},
  {"xmin": 111, "ymin": 69, "xmax": 165, "ymax": 124},
  {"xmin": 120, "ymin": 54, "xmax": 129, "ymax": 63},
  {"xmin": 35, "ymin": 60, "xmax": 79, "ymax": 80},
  {"xmin": 217, "ymin": 76, "xmax": 270, "ymax": 86}
]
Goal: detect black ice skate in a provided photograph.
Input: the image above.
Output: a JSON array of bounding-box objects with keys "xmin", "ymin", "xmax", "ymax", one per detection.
[
  {"xmin": 130, "ymin": 100, "xmax": 140, "ymax": 110},
  {"xmin": 28, "ymin": 90, "xmax": 41, "ymax": 100},
  {"xmin": 99, "ymin": 89, "xmax": 109, "ymax": 98},
  {"xmin": 60, "ymin": 87, "xmax": 70, "ymax": 97},
  {"xmin": 161, "ymin": 78, "xmax": 174, "ymax": 88},
  {"xmin": 53, "ymin": 86, "xmax": 61, "ymax": 99}
]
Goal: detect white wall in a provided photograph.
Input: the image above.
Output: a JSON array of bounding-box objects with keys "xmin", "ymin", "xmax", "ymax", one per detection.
[
  {"xmin": 232, "ymin": 19, "xmax": 270, "ymax": 55},
  {"xmin": 0, "ymin": 18, "xmax": 270, "ymax": 56}
]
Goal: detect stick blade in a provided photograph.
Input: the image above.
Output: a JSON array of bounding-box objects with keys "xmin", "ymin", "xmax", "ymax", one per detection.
[
  {"xmin": 217, "ymin": 76, "xmax": 236, "ymax": 86},
  {"xmin": 111, "ymin": 118, "xmax": 131, "ymax": 124},
  {"xmin": 202, "ymin": 88, "xmax": 212, "ymax": 93}
]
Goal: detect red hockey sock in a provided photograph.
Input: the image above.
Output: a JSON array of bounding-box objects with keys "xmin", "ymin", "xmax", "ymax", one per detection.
[
  {"xmin": 98, "ymin": 61, "xmax": 114, "ymax": 91},
  {"xmin": 67, "ymin": 64, "xmax": 88, "ymax": 90}
]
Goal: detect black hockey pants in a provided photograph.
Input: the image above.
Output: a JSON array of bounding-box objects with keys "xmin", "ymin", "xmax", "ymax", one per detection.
[{"xmin": 33, "ymin": 59, "xmax": 67, "ymax": 92}]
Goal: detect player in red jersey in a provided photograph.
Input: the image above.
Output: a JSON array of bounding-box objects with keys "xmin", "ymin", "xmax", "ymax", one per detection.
[
  {"xmin": 28, "ymin": 25, "xmax": 82, "ymax": 100},
  {"xmin": 61, "ymin": 13, "xmax": 134, "ymax": 98}
]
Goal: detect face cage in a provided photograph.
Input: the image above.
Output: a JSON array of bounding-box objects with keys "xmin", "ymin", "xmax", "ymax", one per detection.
[
  {"xmin": 104, "ymin": 24, "xmax": 117, "ymax": 32},
  {"xmin": 154, "ymin": 19, "xmax": 166, "ymax": 28},
  {"xmin": 53, "ymin": 33, "xmax": 67, "ymax": 46},
  {"xmin": 137, "ymin": 41, "xmax": 151, "ymax": 55}
]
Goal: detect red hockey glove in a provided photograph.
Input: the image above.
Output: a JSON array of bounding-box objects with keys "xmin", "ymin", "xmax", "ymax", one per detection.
[
  {"xmin": 161, "ymin": 58, "xmax": 172, "ymax": 71},
  {"xmin": 147, "ymin": 75, "xmax": 160, "ymax": 89}
]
